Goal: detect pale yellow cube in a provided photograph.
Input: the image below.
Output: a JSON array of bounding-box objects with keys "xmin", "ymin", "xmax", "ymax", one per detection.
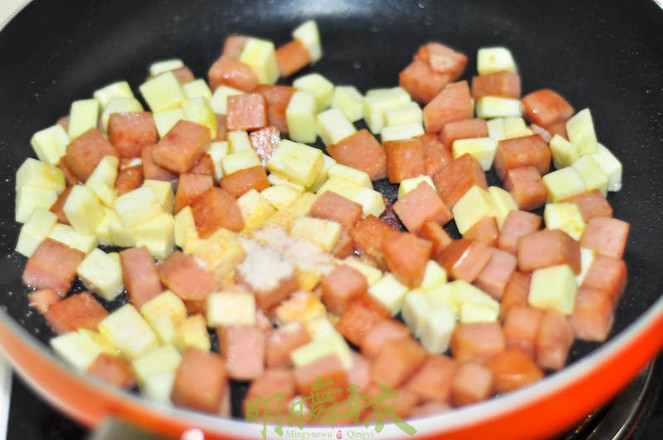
[
  {"xmin": 452, "ymin": 137, "xmax": 498, "ymax": 171},
  {"xmin": 15, "ymin": 186, "xmax": 58, "ymax": 223},
  {"xmin": 572, "ymin": 155, "xmax": 609, "ymax": 196},
  {"xmin": 265, "ymin": 192, "xmax": 316, "ymax": 229},
  {"xmin": 488, "ymin": 186, "xmax": 518, "ymax": 228},
  {"xmin": 274, "ymin": 291, "xmax": 326, "ymax": 324},
  {"xmin": 240, "ymin": 37, "xmax": 279, "ymax": 85},
  {"xmin": 332, "ymin": 85, "xmax": 363, "ymax": 122},
  {"xmin": 142, "ymin": 371, "xmax": 177, "ymax": 404},
  {"xmin": 381, "ymin": 122, "xmax": 425, "ymax": 143},
  {"xmin": 49, "ymin": 224, "xmax": 97, "ymax": 254},
  {"xmin": 476, "ymin": 96, "xmax": 522, "ymax": 119},
  {"xmin": 15, "ymin": 208, "xmax": 58, "ymax": 257},
  {"xmin": 182, "ymin": 97, "xmax": 218, "ymax": 139},
  {"xmin": 487, "ymin": 118, "xmax": 506, "ymax": 142},
  {"xmin": 85, "ymin": 156, "xmax": 119, "ymax": 207},
  {"xmin": 107, "ymin": 212, "xmax": 137, "ymax": 248},
  {"xmin": 153, "ymin": 107, "xmax": 185, "ymax": 138},
  {"xmin": 293, "ymin": 73, "xmax": 334, "ymax": 111},
  {"xmin": 51, "ymin": 331, "xmax": 107, "ymax": 371},
  {"xmin": 420, "ymin": 260, "xmax": 447, "ymax": 292},
  {"xmin": 398, "ymin": 175, "xmax": 436, "ymax": 199},
  {"xmin": 352, "ymin": 187, "xmax": 386, "ymax": 218},
  {"xmin": 173, "ymin": 206, "xmax": 199, "ymax": 254},
  {"xmin": 305, "ymin": 317, "xmax": 337, "ymax": 340},
  {"xmin": 77, "ymin": 249, "xmax": 124, "ymax": 301},
  {"xmin": 401, "ymin": 289, "xmax": 431, "ymax": 337},
  {"xmin": 207, "ymin": 292, "xmax": 256, "ymax": 327},
  {"xmin": 220, "ymin": 150, "xmax": 261, "ymax": 176},
  {"xmin": 549, "ymin": 134, "xmax": 579, "ymax": 169},
  {"xmin": 544, "ymin": 202, "xmax": 586, "ymax": 241},
  {"xmin": 176, "ymin": 315, "xmax": 211, "ymax": 351},
  {"xmin": 291, "ymin": 332, "xmax": 352, "ymax": 370},
  {"xmin": 477, "ymin": 47, "xmax": 518, "ymax": 75},
  {"xmin": 238, "ymin": 189, "xmax": 277, "ymax": 232},
  {"xmin": 149, "ymin": 59, "xmax": 184, "ymax": 76},
  {"xmin": 99, "ymin": 304, "xmax": 160, "ymax": 359},
  {"xmin": 95, "ymin": 207, "xmax": 119, "ymax": 246},
  {"xmin": 385, "ymin": 101, "xmax": 423, "ymax": 127},
  {"xmin": 292, "ymin": 20, "xmax": 322, "ymax": 63},
  {"xmin": 343, "ymin": 258, "xmax": 383, "ymax": 286},
  {"xmin": 133, "ymin": 346, "xmax": 182, "ymax": 395},
  {"xmin": 30, "ymin": 125, "xmax": 69, "ymax": 165},
  {"xmin": 310, "ymin": 154, "xmax": 337, "ymax": 192},
  {"xmin": 207, "ymin": 141, "xmax": 229, "ymax": 180},
  {"xmin": 420, "ymin": 305, "xmax": 457, "ymax": 353},
  {"xmin": 316, "ymin": 108, "xmax": 356, "ymax": 146},
  {"xmin": 286, "ymin": 90, "xmax": 318, "ymax": 143},
  {"xmin": 529, "ymin": 264, "xmax": 577, "ymax": 315},
  {"xmin": 140, "ymin": 290, "xmax": 188, "ymax": 341},
  {"xmin": 262, "ymin": 185, "xmax": 301, "ymax": 210},
  {"xmin": 227, "ymin": 130, "xmax": 252, "ymax": 153},
  {"xmin": 209, "ymin": 85, "xmax": 244, "ymax": 115},
  {"xmin": 290, "ymin": 217, "xmax": 341, "ymax": 252},
  {"xmin": 566, "ymin": 108, "xmax": 598, "ymax": 156},
  {"xmin": 459, "ymin": 302, "xmax": 499, "ymax": 323},
  {"xmin": 193, "ymin": 228, "xmax": 246, "ymax": 280},
  {"xmin": 183, "ymin": 79, "xmax": 213, "ymax": 101},
  {"xmin": 139, "ymin": 71, "xmax": 185, "ymax": 112},
  {"xmin": 142, "ymin": 180, "xmax": 174, "ymax": 213},
  {"xmin": 449, "ymin": 280, "xmax": 499, "ymax": 314},
  {"xmin": 114, "ymin": 186, "xmax": 163, "ymax": 228},
  {"xmin": 363, "ymin": 87, "xmax": 411, "ymax": 134},
  {"xmin": 93, "ymin": 81, "xmax": 134, "ymax": 108},
  {"xmin": 368, "ymin": 273, "xmax": 410, "ymax": 316},
  {"xmin": 16, "ymin": 158, "xmax": 65, "ymax": 193},
  {"xmin": 316, "ymin": 176, "xmax": 362, "ymax": 200},
  {"xmin": 68, "ymin": 99, "xmax": 100, "ymax": 139},
  {"xmin": 452, "ymin": 185, "xmax": 497, "ymax": 234},
  {"xmin": 590, "ymin": 144, "xmax": 622, "ymax": 192},
  {"xmin": 63, "ymin": 185, "xmax": 105, "ymax": 236},
  {"xmin": 503, "ymin": 117, "xmax": 533, "ymax": 139},
  {"xmin": 268, "ymin": 139, "xmax": 324, "ymax": 188},
  {"xmin": 543, "ymin": 167, "xmax": 586, "ymax": 202},
  {"xmin": 101, "ymin": 97, "xmax": 143, "ymax": 131},
  {"xmin": 425, "ymin": 283, "xmax": 457, "ymax": 314},
  {"xmin": 268, "ymin": 172, "xmax": 307, "ymax": 193},
  {"xmin": 134, "ymin": 212, "xmax": 175, "ymax": 260},
  {"xmin": 328, "ymin": 163, "xmax": 371, "ymax": 189}
]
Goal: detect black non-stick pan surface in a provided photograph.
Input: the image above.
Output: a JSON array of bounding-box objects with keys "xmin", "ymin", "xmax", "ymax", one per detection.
[{"xmin": 0, "ymin": 0, "xmax": 662, "ymax": 427}]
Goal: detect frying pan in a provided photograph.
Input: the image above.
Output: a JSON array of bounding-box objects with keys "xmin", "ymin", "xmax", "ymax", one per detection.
[{"xmin": 0, "ymin": 0, "xmax": 662, "ymax": 438}]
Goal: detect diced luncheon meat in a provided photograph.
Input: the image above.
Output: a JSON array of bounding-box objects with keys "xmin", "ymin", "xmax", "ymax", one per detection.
[
  {"xmin": 190, "ymin": 188, "xmax": 244, "ymax": 237},
  {"xmin": 394, "ymin": 182, "xmax": 452, "ymax": 234},
  {"xmin": 219, "ymin": 325, "xmax": 265, "ymax": 380},
  {"xmin": 58, "ymin": 159, "xmax": 80, "ymax": 186},
  {"xmin": 348, "ymin": 352, "xmax": 372, "ymax": 393},
  {"xmin": 400, "ymin": 60, "xmax": 452, "ymax": 104},
  {"xmin": 580, "ymin": 217, "xmax": 630, "ymax": 259},
  {"xmin": 336, "ymin": 293, "xmax": 390, "ymax": 346},
  {"xmin": 384, "ymin": 138, "xmax": 427, "ymax": 184},
  {"xmin": 222, "ymin": 35, "xmax": 249, "ymax": 58},
  {"xmin": 419, "ymin": 133, "xmax": 453, "ymax": 177},
  {"xmin": 562, "ymin": 190, "xmax": 613, "ymax": 222},
  {"xmin": 474, "ymin": 248, "xmax": 517, "ymax": 299},
  {"xmin": 265, "ymin": 321, "xmax": 311, "ymax": 368},
  {"xmin": 45, "ymin": 292, "xmax": 109, "ymax": 334},
  {"xmin": 437, "ymin": 239, "xmax": 493, "ymax": 283},
  {"xmin": 295, "ymin": 354, "xmax": 349, "ymax": 400},
  {"xmin": 502, "ymin": 305, "xmax": 544, "ymax": 358},
  {"xmin": 451, "ymin": 322, "xmax": 505, "ymax": 362},
  {"xmin": 464, "ymin": 216, "xmax": 499, "ymax": 247},
  {"xmin": 249, "ymin": 126, "xmax": 281, "ymax": 166},
  {"xmin": 115, "ymin": 165, "xmax": 144, "ymax": 196},
  {"xmin": 410, "ymin": 401, "xmax": 452, "ymax": 418},
  {"xmin": 244, "ymin": 369, "xmax": 296, "ymax": 416},
  {"xmin": 433, "ymin": 153, "xmax": 488, "ymax": 208},
  {"xmin": 255, "ymin": 85, "xmax": 295, "ymax": 134},
  {"xmin": 352, "ymin": 215, "xmax": 397, "ymax": 269},
  {"xmin": 517, "ymin": 229, "xmax": 581, "ymax": 274},
  {"xmin": 190, "ymin": 153, "xmax": 215, "ymax": 177},
  {"xmin": 500, "ymin": 271, "xmax": 531, "ymax": 320},
  {"xmin": 471, "ymin": 71, "xmax": 521, "ymax": 100},
  {"xmin": 171, "ymin": 348, "xmax": 228, "ymax": 413},
  {"xmin": 484, "ymin": 348, "xmax": 544, "ymax": 393},
  {"xmin": 226, "ymin": 93, "xmax": 268, "ymax": 131},
  {"xmin": 321, "ymin": 265, "xmax": 368, "ymax": 316},
  {"xmin": 215, "ymin": 114, "xmax": 228, "ymax": 141},
  {"xmin": 276, "ymin": 40, "xmax": 311, "ymax": 77},
  {"xmin": 423, "ymin": 81, "xmax": 473, "ymax": 134},
  {"xmin": 504, "ymin": 166, "xmax": 548, "ymax": 211},
  {"xmin": 119, "ymin": 246, "xmax": 162, "ymax": 308},
  {"xmin": 419, "ymin": 221, "xmax": 453, "ymax": 258},
  {"xmin": 450, "ymin": 362, "xmax": 494, "ymax": 407},
  {"xmin": 407, "ymin": 355, "xmax": 457, "ymax": 402},
  {"xmin": 87, "ymin": 353, "xmax": 136, "ymax": 389},
  {"xmin": 544, "ymin": 120, "xmax": 568, "ymax": 139},
  {"xmin": 439, "ymin": 118, "xmax": 489, "ymax": 148},
  {"xmin": 219, "ymin": 166, "xmax": 270, "ymax": 198},
  {"xmin": 581, "ymin": 255, "xmax": 627, "ymax": 306},
  {"xmin": 536, "ymin": 309, "xmax": 574, "ymax": 370},
  {"xmin": 530, "ymin": 124, "xmax": 552, "ymax": 143},
  {"xmin": 360, "ymin": 319, "xmax": 411, "ymax": 359},
  {"xmin": 235, "ymin": 245, "xmax": 297, "ymax": 310},
  {"xmin": 333, "ymin": 227, "xmax": 354, "ymax": 258},
  {"xmin": 175, "ymin": 173, "xmax": 214, "ymax": 213},
  {"xmin": 23, "ymin": 239, "xmax": 84, "ymax": 295},
  {"xmin": 522, "ymin": 89, "xmax": 575, "ymax": 127},
  {"xmin": 383, "ymin": 231, "xmax": 433, "ymax": 287},
  {"xmin": 494, "ymin": 135, "xmax": 551, "ymax": 181},
  {"xmin": 208, "ymin": 55, "xmax": 258, "ymax": 92},
  {"xmin": 311, "ymin": 191, "xmax": 363, "ymax": 229},
  {"xmin": 327, "ymin": 129, "xmax": 388, "ymax": 181},
  {"xmin": 371, "ymin": 337, "xmax": 428, "ymax": 389},
  {"xmin": 65, "ymin": 129, "xmax": 120, "ymax": 182},
  {"xmin": 49, "ymin": 186, "xmax": 73, "ymax": 225},
  {"xmin": 108, "ymin": 112, "xmax": 158, "ymax": 158},
  {"xmin": 28, "ymin": 289, "xmax": 60, "ymax": 314},
  {"xmin": 569, "ymin": 287, "xmax": 615, "ymax": 342},
  {"xmin": 142, "ymin": 145, "xmax": 177, "ymax": 181},
  {"xmin": 152, "ymin": 120, "xmax": 210, "ymax": 174},
  {"xmin": 362, "ymin": 384, "xmax": 419, "ymax": 419},
  {"xmin": 415, "ymin": 42, "xmax": 467, "ymax": 80},
  {"xmin": 158, "ymin": 251, "xmax": 217, "ymax": 301},
  {"xmin": 498, "ymin": 210, "xmax": 541, "ymax": 255}
]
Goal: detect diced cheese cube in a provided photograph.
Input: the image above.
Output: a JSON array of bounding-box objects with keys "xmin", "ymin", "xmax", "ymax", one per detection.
[
  {"xmin": 134, "ymin": 212, "xmax": 175, "ymax": 260},
  {"xmin": 576, "ymin": 248, "xmax": 597, "ymax": 286},
  {"xmin": 207, "ymin": 141, "xmax": 229, "ymax": 180},
  {"xmin": 503, "ymin": 117, "xmax": 533, "ymax": 139},
  {"xmin": 328, "ymin": 163, "xmax": 371, "ymax": 189},
  {"xmin": 140, "ymin": 290, "xmax": 188, "ymax": 342},
  {"xmin": 142, "ymin": 180, "xmax": 175, "ymax": 213},
  {"xmin": 267, "ymin": 139, "xmax": 324, "ymax": 188},
  {"xmin": 294, "ymin": 73, "xmax": 334, "ymax": 112},
  {"xmin": 238, "ymin": 189, "xmax": 277, "ymax": 232},
  {"xmin": 544, "ymin": 202, "xmax": 586, "ymax": 241},
  {"xmin": 139, "ymin": 72, "xmax": 185, "ymax": 112},
  {"xmin": 50, "ymin": 330, "xmax": 106, "ymax": 371},
  {"xmin": 590, "ymin": 144, "xmax": 622, "ymax": 192},
  {"xmin": 209, "ymin": 85, "xmax": 244, "ymax": 115},
  {"xmin": 15, "ymin": 186, "xmax": 58, "ymax": 224},
  {"xmin": 114, "ymin": 186, "xmax": 162, "ymax": 228},
  {"xmin": 261, "ymin": 185, "xmax": 301, "ymax": 210},
  {"xmin": 398, "ymin": 175, "xmax": 436, "ymax": 199},
  {"xmin": 420, "ymin": 261, "xmax": 447, "ymax": 292},
  {"xmin": 108, "ymin": 211, "xmax": 137, "ymax": 248},
  {"xmin": 207, "ymin": 292, "xmax": 256, "ymax": 327},
  {"xmin": 99, "ymin": 304, "xmax": 160, "ymax": 359},
  {"xmin": 419, "ymin": 305, "xmax": 457, "ymax": 353},
  {"xmin": 133, "ymin": 345, "xmax": 182, "ymax": 400},
  {"xmin": 142, "ymin": 371, "xmax": 177, "ymax": 405},
  {"xmin": 292, "ymin": 20, "xmax": 322, "ymax": 63},
  {"xmin": 452, "ymin": 137, "xmax": 498, "ymax": 171},
  {"xmin": 291, "ymin": 332, "xmax": 352, "ymax": 370},
  {"xmin": 149, "ymin": 59, "xmax": 184, "ymax": 76},
  {"xmin": 452, "ymin": 185, "xmax": 498, "ymax": 234},
  {"xmin": 425, "ymin": 283, "xmax": 457, "ymax": 313},
  {"xmin": 268, "ymin": 172, "xmax": 307, "ymax": 193},
  {"xmin": 16, "ymin": 157, "xmax": 65, "ymax": 193},
  {"xmin": 476, "ymin": 96, "xmax": 522, "ymax": 119},
  {"xmin": 63, "ymin": 185, "xmax": 105, "ymax": 236},
  {"xmin": 68, "ymin": 99, "xmax": 100, "ymax": 139},
  {"xmin": 316, "ymin": 108, "xmax": 356, "ymax": 146},
  {"xmin": 49, "ymin": 224, "xmax": 97, "ymax": 254},
  {"xmin": 286, "ymin": 90, "xmax": 318, "ymax": 143},
  {"xmin": 332, "ymin": 85, "xmax": 363, "ymax": 122},
  {"xmin": 487, "ymin": 118, "xmax": 506, "ymax": 142},
  {"xmin": 459, "ymin": 302, "xmax": 499, "ymax": 323},
  {"xmin": 265, "ymin": 192, "xmax": 316, "ymax": 229},
  {"xmin": 153, "ymin": 107, "xmax": 185, "ymax": 138},
  {"xmin": 401, "ymin": 289, "xmax": 431, "ymax": 337},
  {"xmin": 477, "ymin": 47, "xmax": 518, "ymax": 75},
  {"xmin": 452, "ymin": 281, "xmax": 498, "ymax": 309},
  {"xmin": 77, "ymin": 249, "xmax": 124, "ymax": 301},
  {"xmin": 315, "ymin": 176, "xmax": 362, "ymax": 200},
  {"xmin": 176, "ymin": 315, "xmax": 211, "ymax": 351},
  {"xmin": 240, "ymin": 37, "xmax": 279, "ymax": 85},
  {"xmin": 529, "ymin": 264, "xmax": 577, "ymax": 315},
  {"xmin": 381, "ymin": 122, "xmax": 425, "ymax": 143},
  {"xmin": 182, "ymin": 97, "xmax": 218, "ymax": 139},
  {"xmin": 488, "ymin": 186, "xmax": 518, "ymax": 228},
  {"xmin": 549, "ymin": 134, "xmax": 579, "ymax": 169},
  {"xmin": 101, "ymin": 97, "xmax": 143, "ymax": 131},
  {"xmin": 174, "ymin": 206, "xmax": 199, "ymax": 254},
  {"xmin": 94, "ymin": 207, "xmax": 116, "ymax": 245},
  {"xmin": 15, "ymin": 208, "xmax": 58, "ymax": 257},
  {"xmin": 93, "ymin": 81, "xmax": 134, "ymax": 108},
  {"xmin": 275, "ymin": 291, "xmax": 326, "ymax": 324},
  {"xmin": 182, "ymin": 79, "xmax": 213, "ymax": 101},
  {"xmin": 310, "ymin": 154, "xmax": 337, "ymax": 192},
  {"xmin": 352, "ymin": 187, "xmax": 386, "ymax": 218},
  {"xmin": 566, "ymin": 108, "xmax": 598, "ymax": 157},
  {"xmin": 363, "ymin": 87, "xmax": 411, "ymax": 134},
  {"xmin": 305, "ymin": 317, "xmax": 337, "ymax": 340},
  {"xmin": 228, "ymin": 130, "xmax": 253, "ymax": 153},
  {"xmin": 572, "ymin": 155, "xmax": 609, "ymax": 196},
  {"xmin": 384, "ymin": 102, "xmax": 423, "ymax": 127},
  {"xmin": 220, "ymin": 150, "xmax": 262, "ymax": 176},
  {"xmin": 368, "ymin": 273, "xmax": 410, "ymax": 316},
  {"xmin": 30, "ymin": 124, "xmax": 69, "ymax": 165},
  {"xmin": 290, "ymin": 217, "xmax": 341, "ymax": 252},
  {"xmin": 543, "ymin": 167, "xmax": 586, "ymax": 202},
  {"xmin": 85, "ymin": 156, "xmax": 119, "ymax": 208},
  {"xmin": 343, "ymin": 259, "xmax": 383, "ymax": 287},
  {"xmin": 193, "ymin": 228, "xmax": 246, "ymax": 280}
]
